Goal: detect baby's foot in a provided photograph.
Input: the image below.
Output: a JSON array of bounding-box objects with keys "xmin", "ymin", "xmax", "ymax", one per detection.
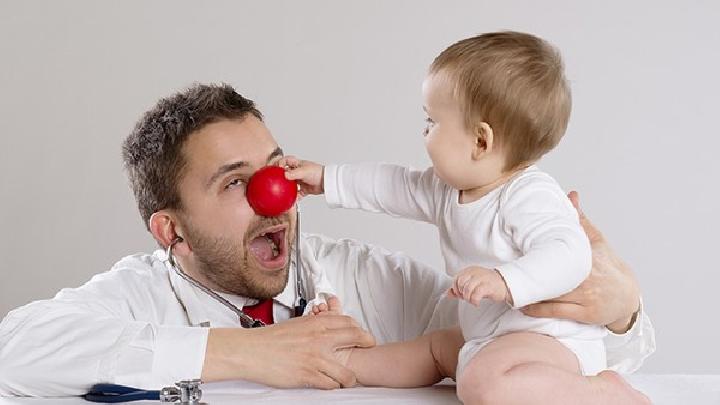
[
  {"xmin": 593, "ymin": 370, "xmax": 651, "ymax": 405},
  {"xmin": 310, "ymin": 296, "xmax": 354, "ymax": 376},
  {"xmin": 311, "ymin": 302, "xmax": 329, "ymax": 315},
  {"xmin": 311, "ymin": 295, "xmax": 343, "ymax": 316}
]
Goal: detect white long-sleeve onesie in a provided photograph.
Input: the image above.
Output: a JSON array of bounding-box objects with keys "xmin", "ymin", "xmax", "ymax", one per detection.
[{"xmin": 324, "ymin": 163, "xmax": 608, "ymax": 376}]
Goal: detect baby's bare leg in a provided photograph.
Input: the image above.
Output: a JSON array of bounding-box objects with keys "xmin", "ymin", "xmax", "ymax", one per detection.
[
  {"xmin": 457, "ymin": 332, "xmax": 649, "ymax": 405},
  {"xmin": 320, "ymin": 295, "xmax": 463, "ymax": 387},
  {"xmin": 346, "ymin": 327, "xmax": 464, "ymax": 387}
]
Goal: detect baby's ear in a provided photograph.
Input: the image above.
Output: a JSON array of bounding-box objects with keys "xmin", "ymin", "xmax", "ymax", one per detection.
[{"xmin": 472, "ymin": 122, "xmax": 495, "ymax": 160}]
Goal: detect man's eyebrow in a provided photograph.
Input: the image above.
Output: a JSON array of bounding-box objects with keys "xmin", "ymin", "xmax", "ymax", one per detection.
[
  {"xmin": 205, "ymin": 147, "xmax": 283, "ymax": 189},
  {"xmin": 422, "ymin": 106, "xmax": 428, "ymax": 113},
  {"xmin": 206, "ymin": 161, "xmax": 248, "ymax": 188}
]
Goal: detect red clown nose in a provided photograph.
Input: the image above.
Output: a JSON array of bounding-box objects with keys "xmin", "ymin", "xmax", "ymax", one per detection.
[{"xmin": 246, "ymin": 166, "xmax": 298, "ymax": 217}]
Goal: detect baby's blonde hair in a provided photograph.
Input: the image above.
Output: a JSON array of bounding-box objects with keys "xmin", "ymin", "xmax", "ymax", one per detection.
[{"xmin": 430, "ymin": 31, "xmax": 571, "ymax": 171}]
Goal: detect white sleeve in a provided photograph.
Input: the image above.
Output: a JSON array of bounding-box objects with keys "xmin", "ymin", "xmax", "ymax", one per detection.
[
  {"xmin": 0, "ymin": 269, "xmax": 207, "ymax": 396},
  {"xmin": 495, "ymin": 174, "xmax": 592, "ymax": 308},
  {"xmin": 604, "ymin": 301, "xmax": 657, "ymax": 373},
  {"xmin": 324, "ymin": 163, "xmax": 443, "ymax": 224}
]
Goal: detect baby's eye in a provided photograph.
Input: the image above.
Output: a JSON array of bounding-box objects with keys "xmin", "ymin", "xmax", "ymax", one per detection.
[
  {"xmin": 225, "ymin": 178, "xmax": 244, "ymax": 189},
  {"xmin": 422, "ymin": 117, "xmax": 434, "ymax": 137}
]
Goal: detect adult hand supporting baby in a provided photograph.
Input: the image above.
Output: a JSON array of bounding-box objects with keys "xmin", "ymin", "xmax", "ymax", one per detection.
[
  {"xmin": 201, "ymin": 313, "xmax": 375, "ymax": 389},
  {"xmin": 520, "ymin": 191, "xmax": 641, "ymax": 334}
]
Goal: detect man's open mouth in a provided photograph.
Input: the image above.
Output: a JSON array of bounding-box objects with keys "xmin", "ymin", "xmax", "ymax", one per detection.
[{"xmin": 248, "ymin": 224, "xmax": 288, "ymax": 271}]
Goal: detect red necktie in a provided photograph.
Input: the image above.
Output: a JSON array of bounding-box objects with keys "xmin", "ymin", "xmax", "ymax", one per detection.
[{"xmin": 242, "ymin": 299, "xmax": 274, "ymax": 325}]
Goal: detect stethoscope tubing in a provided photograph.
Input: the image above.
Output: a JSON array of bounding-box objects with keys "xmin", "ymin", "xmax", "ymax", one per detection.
[
  {"xmin": 164, "ymin": 207, "xmax": 306, "ymax": 328},
  {"xmin": 84, "ymin": 383, "xmax": 159, "ymax": 402}
]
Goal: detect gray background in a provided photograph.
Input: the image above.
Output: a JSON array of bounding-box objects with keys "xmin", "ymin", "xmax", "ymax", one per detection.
[{"xmin": 1, "ymin": 0, "xmax": 718, "ymax": 373}]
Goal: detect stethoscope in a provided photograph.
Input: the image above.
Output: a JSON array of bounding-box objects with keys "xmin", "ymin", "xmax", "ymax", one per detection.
[
  {"xmin": 84, "ymin": 380, "xmax": 202, "ymax": 404},
  {"xmin": 164, "ymin": 205, "xmax": 307, "ymax": 328}
]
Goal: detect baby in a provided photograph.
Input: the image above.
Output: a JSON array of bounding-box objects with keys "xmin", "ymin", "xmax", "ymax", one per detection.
[{"xmin": 283, "ymin": 31, "xmax": 648, "ymax": 404}]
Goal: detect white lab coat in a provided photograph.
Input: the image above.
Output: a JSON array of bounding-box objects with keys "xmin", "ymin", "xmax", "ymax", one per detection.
[{"xmin": 0, "ymin": 233, "xmax": 655, "ymax": 396}]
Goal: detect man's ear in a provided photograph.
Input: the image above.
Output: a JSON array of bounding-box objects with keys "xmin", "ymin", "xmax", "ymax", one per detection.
[
  {"xmin": 149, "ymin": 211, "xmax": 191, "ymax": 256},
  {"xmin": 471, "ymin": 122, "xmax": 495, "ymax": 161}
]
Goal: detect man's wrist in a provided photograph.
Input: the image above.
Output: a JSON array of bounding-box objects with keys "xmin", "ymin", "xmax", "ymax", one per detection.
[{"xmin": 201, "ymin": 328, "xmax": 252, "ymax": 382}]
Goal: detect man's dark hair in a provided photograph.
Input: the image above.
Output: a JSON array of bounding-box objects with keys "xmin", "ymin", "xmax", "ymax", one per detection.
[{"xmin": 122, "ymin": 83, "xmax": 263, "ymax": 230}]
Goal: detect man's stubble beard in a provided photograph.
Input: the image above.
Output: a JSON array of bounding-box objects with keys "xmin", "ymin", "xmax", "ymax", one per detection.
[{"xmin": 182, "ymin": 216, "xmax": 292, "ymax": 300}]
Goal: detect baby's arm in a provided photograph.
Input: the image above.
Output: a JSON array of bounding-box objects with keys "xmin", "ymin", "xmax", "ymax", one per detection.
[
  {"xmin": 495, "ymin": 173, "xmax": 592, "ymax": 308},
  {"xmin": 281, "ymin": 157, "xmax": 442, "ymax": 224}
]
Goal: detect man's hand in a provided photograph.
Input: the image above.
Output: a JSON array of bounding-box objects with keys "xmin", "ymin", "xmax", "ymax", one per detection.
[
  {"xmin": 201, "ymin": 314, "xmax": 375, "ymax": 389},
  {"xmin": 279, "ymin": 156, "xmax": 325, "ymax": 197},
  {"xmin": 310, "ymin": 297, "xmax": 353, "ymax": 368},
  {"xmin": 521, "ymin": 191, "xmax": 641, "ymax": 333},
  {"xmin": 449, "ymin": 266, "xmax": 510, "ymax": 306}
]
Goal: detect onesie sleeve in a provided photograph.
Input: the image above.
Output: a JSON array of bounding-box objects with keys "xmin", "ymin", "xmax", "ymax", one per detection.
[
  {"xmin": 324, "ymin": 163, "xmax": 445, "ymax": 225},
  {"xmin": 495, "ymin": 171, "xmax": 592, "ymax": 308}
]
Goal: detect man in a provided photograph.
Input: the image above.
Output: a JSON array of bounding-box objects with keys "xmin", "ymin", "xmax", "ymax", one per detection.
[{"xmin": 0, "ymin": 84, "xmax": 654, "ymax": 396}]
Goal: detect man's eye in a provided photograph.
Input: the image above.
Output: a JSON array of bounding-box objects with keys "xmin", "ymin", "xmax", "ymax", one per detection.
[{"xmin": 225, "ymin": 178, "xmax": 244, "ymax": 189}]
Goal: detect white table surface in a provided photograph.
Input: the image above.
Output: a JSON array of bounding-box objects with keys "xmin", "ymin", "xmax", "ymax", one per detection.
[{"xmin": 1, "ymin": 375, "xmax": 719, "ymax": 405}]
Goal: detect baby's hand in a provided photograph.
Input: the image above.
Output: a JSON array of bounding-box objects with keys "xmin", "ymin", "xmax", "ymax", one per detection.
[
  {"xmin": 448, "ymin": 266, "xmax": 513, "ymax": 306},
  {"xmin": 310, "ymin": 295, "xmax": 344, "ymax": 316},
  {"xmin": 278, "ymin": 156, "xmax": 325, "ymax": 197}
]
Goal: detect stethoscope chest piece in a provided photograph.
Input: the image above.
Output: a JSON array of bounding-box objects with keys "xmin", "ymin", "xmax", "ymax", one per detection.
[{"xmin": 160, "ymin": 379, "xmax": 204, "ymax": 404}]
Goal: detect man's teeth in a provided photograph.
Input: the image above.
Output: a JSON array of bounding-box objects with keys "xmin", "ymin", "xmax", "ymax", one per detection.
[{"xmin": 265, "ymin": 234, "xmax": 280, "ymax": 258}]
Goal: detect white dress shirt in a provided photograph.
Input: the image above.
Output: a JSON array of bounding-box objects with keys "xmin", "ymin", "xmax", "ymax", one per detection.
[{"xmin": 0, "ymin": 233, "xmax": 655, "ymax": 396}]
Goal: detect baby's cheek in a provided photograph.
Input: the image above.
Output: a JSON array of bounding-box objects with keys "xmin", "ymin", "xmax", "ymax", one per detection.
[
  {"xmin": 425, "ymin": 138, "xmax": 444, "ymax": 167},
  {"xmin": 423, "ymin": 135, "xmax": 434, "ymax": 156}
]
